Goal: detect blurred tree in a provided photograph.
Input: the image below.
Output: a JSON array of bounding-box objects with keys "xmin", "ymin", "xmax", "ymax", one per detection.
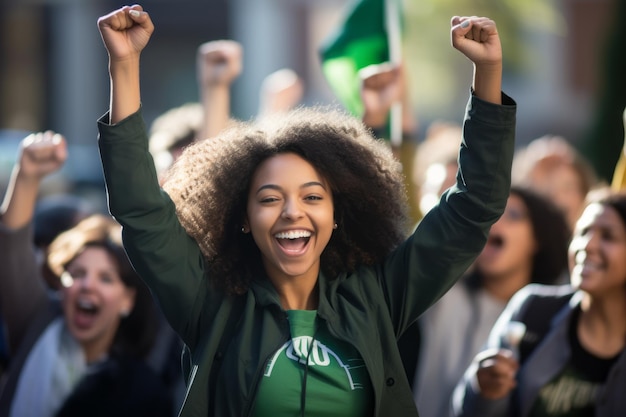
[
  {"xmin": 579, "ymin": 0, "xmax": 626, "ymax": 183},
  {"xmin": 402, "ymin": 0, "xmax": 566, "ymax": 123}
]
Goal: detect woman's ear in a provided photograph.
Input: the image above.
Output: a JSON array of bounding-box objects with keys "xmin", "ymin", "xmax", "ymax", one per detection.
[{"xmin": 241, "ymin": 217, "xmax": 250, "ymax": 233}]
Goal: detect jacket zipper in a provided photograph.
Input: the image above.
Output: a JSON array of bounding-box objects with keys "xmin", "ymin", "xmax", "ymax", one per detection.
[{"xmin": 243, "ymin": 312, "xmax": 290, "ymax": 417}]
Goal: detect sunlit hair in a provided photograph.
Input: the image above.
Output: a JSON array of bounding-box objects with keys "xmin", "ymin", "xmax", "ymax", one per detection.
[
  {"xmin": 149, "ymin": 102, "xmax": 203, "ymax": 174},
  {"xmin": 47, "ymin": 214, "xmax": 158, "ymax": 358},
  {"xmin": 586, "ymin": 188, "xmax": 626, "ymax": 232},
  {"xmin": 163, "ymin": 106, "xmax": 411, "ymax": 295},
  {"xmin": 512, "ymin": 135, "xmax": 598, "ymax": 198}
]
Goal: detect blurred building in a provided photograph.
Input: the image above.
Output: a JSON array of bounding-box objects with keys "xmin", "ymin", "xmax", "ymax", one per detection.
[{"xmin": 0, "ymin": 0, "xmax": 621, "ymax": 196}]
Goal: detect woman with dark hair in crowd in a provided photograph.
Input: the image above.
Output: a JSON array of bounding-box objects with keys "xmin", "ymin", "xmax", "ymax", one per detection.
[
  {"xmin": 408, "ymin": 185, "xmax": 571, "ymax": 417},
  {"xmin": 453, "ymin": 189, "xmax": 626, "ymax": 416}
]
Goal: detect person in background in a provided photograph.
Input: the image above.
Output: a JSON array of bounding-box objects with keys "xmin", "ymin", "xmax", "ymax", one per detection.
[
  {"xmin": 196, "ymin": 39, "xmax": 243, "ymax": 141},
  {"xmin": 409, "ymin": 185, "xmax": 570, "ymax": 417},
  {"xmin": 257, "ymin": 68, "xmax": 304, "ymax": 117},
  {"xmin": 0, "ymin": 139, "xmax": 94, "ymax": 388},
  {"xmin": 512, "ymin": 134, "xmax": 599, "ymax": 230},
  {"xmin": 410, "ymin": 121, "xmax": 463, "ymax": 218},
  {"xmin": 357, "ymin": 60, "xmax": 421, "ymax": 222},
  {"xmin": 97, "ymin": 6, "xmax": 515, "ymax": 416},
  {"xmin": 452, "ymin": 188, "xmax": 626, "ymax": 417},
  {"xmin": 150, "ymin": 40, "xmax": 305, "ymax": 182},
  {"xmin": 0, "ymin": 131, "xmax": 172, "ymax": 416},
  {"xmin": 33, "ymin": 194, "xmax": 94, "ymax": 291},
  {"xmin": 149, "ymin": 39, "xmax": 243, "ymax": 179}
]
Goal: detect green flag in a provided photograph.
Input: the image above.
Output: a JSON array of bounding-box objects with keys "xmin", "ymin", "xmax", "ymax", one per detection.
[
  {"xmin": 320, "ymin": 0, "xmax": 389, "ymax": 117},
  {"xmin": 320, "ymin": 0, "xmax": 401, "ymax": 119}
]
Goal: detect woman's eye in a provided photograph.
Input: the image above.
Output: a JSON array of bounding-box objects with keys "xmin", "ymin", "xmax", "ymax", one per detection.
[
  {"xmin": 100, "ymin": 274, "xmax": 115, "ymax": 284},
  {"xmin": 260, "ymin": 196, "xmax": 279, "ymax": 203},
  {"xmin": 305, "ymin": 195, "xmax": 322, "ymax": 201},
  {"xmin": 66, "ymin": 269, "xmax": 84, "ymax": 279},
  {"xmin": 601, "ymin": 230, "xmax": 618, "ymax": 242}
]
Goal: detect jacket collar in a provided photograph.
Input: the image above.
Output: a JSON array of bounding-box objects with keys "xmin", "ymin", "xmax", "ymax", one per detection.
[{"xmin": 248, "ymin": 271, "xmax": 340, "ymax": 320}]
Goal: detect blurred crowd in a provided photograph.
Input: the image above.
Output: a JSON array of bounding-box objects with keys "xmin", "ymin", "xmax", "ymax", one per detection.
[{"xmin": 1, "ymin": 8, "xmax": 625, "ymax": 417}]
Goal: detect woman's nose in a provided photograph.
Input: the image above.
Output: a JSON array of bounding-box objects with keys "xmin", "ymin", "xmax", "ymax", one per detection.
[
  {"xmin": 282, "ymin": 198, "xmax": 304, "ymax": 220},
  {"xmin": 76, "ymin": 274, "xmax": 94, "ymax": 290}
]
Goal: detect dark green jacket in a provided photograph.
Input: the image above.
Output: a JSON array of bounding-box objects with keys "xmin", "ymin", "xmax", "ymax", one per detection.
[{"xmin": 97, "ymin": 92, "xmax": 516, "ymax": 417}]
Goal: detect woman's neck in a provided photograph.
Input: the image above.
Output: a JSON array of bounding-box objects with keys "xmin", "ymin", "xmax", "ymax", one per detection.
[
  {"xmin": 277, "ymin": 283, "xmax": 319, "ymax": 310},
  {"xmin": 268, "ymin": 270, "xmax": 320, "ymax": 310},
  {"xmin": 482, "ymin": 267, "xmax": 532, "ymax": 302},
  {"xmin": 578, "ymin": 291, "xmax": 626, "ymax": 357}
]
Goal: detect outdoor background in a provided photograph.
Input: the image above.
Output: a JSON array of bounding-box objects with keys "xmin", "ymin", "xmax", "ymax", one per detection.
[{"xmin": 1, "ymin": 0, "xmax": 624, "ymax": 213}]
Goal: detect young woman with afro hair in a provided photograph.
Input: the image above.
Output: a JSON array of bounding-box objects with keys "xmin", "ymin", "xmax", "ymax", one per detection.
[{"xmin": 96, "ymin": 5, "xmax": 516, "ymax": 417}]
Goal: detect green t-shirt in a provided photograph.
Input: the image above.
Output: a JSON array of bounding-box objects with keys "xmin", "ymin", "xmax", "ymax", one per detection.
[{"xmin": 252, "ymin": 310, "xmax": 373, "ymax": 417}]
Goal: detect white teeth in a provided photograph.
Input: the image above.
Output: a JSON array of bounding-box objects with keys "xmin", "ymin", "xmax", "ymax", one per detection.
[
  {"xmin": 575, "ymin": 253, "xmax": 602, "ymax": 272},
  {"xmin": 275, "ymin": 230, "xmax": 311, "ymax": 239},
  {"xmin": 581, "ymin": 262, "xmax": 601, "ymax": 271}
]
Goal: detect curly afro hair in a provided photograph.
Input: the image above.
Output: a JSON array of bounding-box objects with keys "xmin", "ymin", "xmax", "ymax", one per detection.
[{"xmin": 163, "ymin": 106, "xmax": 412, "ymax": 295}]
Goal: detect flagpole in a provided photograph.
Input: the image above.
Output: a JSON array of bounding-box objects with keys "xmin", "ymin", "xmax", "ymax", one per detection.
[{"xmin": 385, "ymin": 0, "xmax": 402, "ymax": 148}]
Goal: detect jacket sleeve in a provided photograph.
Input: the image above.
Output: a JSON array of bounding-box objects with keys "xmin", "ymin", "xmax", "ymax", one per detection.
[
  {"xmin": 0, "ymin": 222, "xmax": 48, "ymax": 354},
  {"xmin": 97, "ymin": 109, "xmax": 212, "ymax": 348},
  {"xmin": 382, "ymin": 91, "xmax": 516, "ymax": 335}
]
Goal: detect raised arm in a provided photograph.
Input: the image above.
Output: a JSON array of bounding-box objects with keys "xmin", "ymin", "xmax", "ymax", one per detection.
[
  {"xmin": 97, "ymin": 5, "xmax": 154, "ymax": 123},
  {"xmin": 382, "ymin": 15, "xmax": 514, "ymax": 336},
  {"xmin": 451, "ymin": 16, "xmax": 502, "ymax": 105},
  {"xmin": 97, "ymin": 6, "xmax": 213, "ymax": 345},
  {"xmin": 0, "ymin": 131, "xmax": 66, "ymax": 353},
  {"xmin": 197, "ymin": 40, "xmax": 242, "ymax": 139}
]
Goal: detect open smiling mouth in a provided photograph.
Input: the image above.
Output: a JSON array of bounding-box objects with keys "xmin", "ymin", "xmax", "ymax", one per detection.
[
  {"xmin": 74, "ymin": 299, "xmax": 100, "ymax": 329},
  {"xmin": 275, "ymin": 230, "xmax": 312, "ymax": 254}
]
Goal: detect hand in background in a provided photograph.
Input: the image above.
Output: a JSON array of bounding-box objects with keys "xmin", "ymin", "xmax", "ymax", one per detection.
[
  {"xmin": 359, "ymin": 62, "xmax": 402, "ymax": 129},
  {"xmin": 17, "ymin": 131, "xmax": 67, "ymax": 181},
  {"xmin": 197, "ymin": 40, "xmax": 243, "ymax": 88},
  {"xmin": 1, "ymin": 131, "xmax": 67, "ymax": 229},
  {"xmin": 258, "ymin": 68, "xmax": 304, "ymax": 116},
  {"xmin": 474, "ymin": 348, "xmax": 519, "ymax": 400}
]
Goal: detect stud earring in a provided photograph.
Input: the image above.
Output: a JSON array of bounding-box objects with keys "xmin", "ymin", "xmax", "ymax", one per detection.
[
  {"xmin": 333, "ymin": 223, "xmax": 338, "ymax": 230},
  {"xmin": 241, "ymin": 225, "xmax": 249, "ymax": 233}
]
